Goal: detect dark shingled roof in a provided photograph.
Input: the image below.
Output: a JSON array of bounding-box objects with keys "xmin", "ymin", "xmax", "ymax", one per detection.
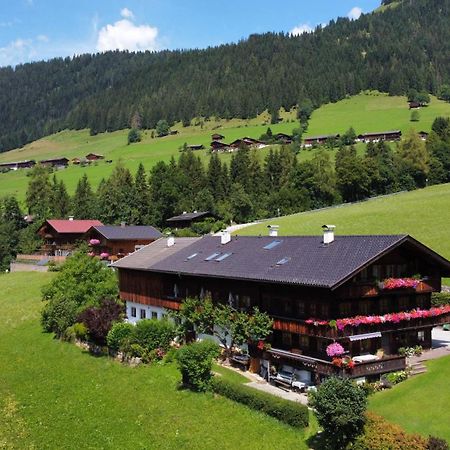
[
  {"xmin": 166, "ymin": 211, "xmax": 210, "ymax": 222},
  {"xmin": 114, "ymin": 235, "xmax": 450, "ymax": 288},
  {"xmin": 92, "ymin": 225, "xmax": 162, "ymax": 240}
]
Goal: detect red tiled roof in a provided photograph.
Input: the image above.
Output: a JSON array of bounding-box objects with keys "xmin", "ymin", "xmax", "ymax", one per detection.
[{"xmin": 47, "ymin": 219, "xmax": 103, "ymax": 234}]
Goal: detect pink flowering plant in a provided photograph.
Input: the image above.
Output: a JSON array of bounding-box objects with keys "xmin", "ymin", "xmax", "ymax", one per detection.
[
  {"xmin": 306, "ymin": 305, "xmax": 450, "ymax": 331},
  {"xmin": 89, "ymin": 238, "xmax": 100, "ymax": 246},
  {"xmin": 326, "ymin": 342, "xmax": 345, "ymax": 357},
  {"xmin": 100, "ymin": 252, "xmax": 110, "ymax": 259},
  {"xmin": 382, "ymin": 278, "xmax": 420, "ymax": 290}
]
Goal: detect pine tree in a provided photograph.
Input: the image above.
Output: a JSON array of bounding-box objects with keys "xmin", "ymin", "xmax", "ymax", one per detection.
[
  {"xmin": 73, "ymin": 174, "xmax": 97, "ymax": 219},
  {"xmin": 51, "ymin": 176, "xmax": 71, "ymax": 219},
  {"xmin": 25, "ymin": 164, "xmax": 53, "ymax": 219},
  {"xmin": 132, "ymin": 163, "xmax": 152, "ymax": 224}
]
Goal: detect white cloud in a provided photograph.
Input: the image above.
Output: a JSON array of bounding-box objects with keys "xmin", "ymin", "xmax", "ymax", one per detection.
[
  {"xmin": 96, "ymin": 12, "xmax": 159, "ymax": 52},
  {"xmin": 289, "ymin": 23, "xmax": 313, "ymax": 36},
  {"xmin": 37, "ymin": 34, "xmax": 49, "ymax": 43},
  {"xmin": 348, "ymin": 6, "xmax": 363, "ymax": 20},
  {"xmin": 120, "ymin": 7, "xmax": 134, "ymax": 19},
  {"xmin": 0, "ymin": 38, "xmax": 34, "ymax": 66}
]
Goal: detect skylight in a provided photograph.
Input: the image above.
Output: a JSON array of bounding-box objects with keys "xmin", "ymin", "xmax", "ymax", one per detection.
[
  {"xmin": 186, "ymin": 253, "xmax": 198, "ymax": 261},
  {"xmin": 205, "ymin": 252, "xmax": 220, "ymax": 261},
  {"xmin": 276, "ymin": 257, "xmax": 291, "ymax": 266},
  {"xmin": 216, "ymin": 252, "xmax": 232, "ymax": 262},
  {"xmin": 263, "ymin": 240, "xmax": 282, "ymax": 250}
]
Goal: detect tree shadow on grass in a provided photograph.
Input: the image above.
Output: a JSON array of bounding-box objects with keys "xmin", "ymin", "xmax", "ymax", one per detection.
[{"xmin": 306, "ymin": 431, "xmax": 334, "ymax": 450}]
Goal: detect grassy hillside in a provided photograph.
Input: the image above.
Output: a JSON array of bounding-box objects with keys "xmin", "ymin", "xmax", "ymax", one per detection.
[
  {"xmin": 0, "ymin": 272, "xmax": 316, "ymax": 449},
  {"xmin": 239, "ymin": 183, "xmax": 450, "ymax": 262},
  {"xmin": 0, "ymin": 92, "xmax": 448, "ymax": 202}
]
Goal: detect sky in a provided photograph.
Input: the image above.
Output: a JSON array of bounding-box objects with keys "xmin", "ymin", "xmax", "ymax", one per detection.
[{"xmin": 0, "ymin": 0, "xmax": 381, "ymax": 67}]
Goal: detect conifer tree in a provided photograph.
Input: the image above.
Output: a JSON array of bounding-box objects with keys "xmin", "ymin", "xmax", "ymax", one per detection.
[
  {"xmin": 25, "ymin": 164, "xmax": 53, "ymax": 219},
  {"xmin": 73, "ymin": 174, "xmax": 97, "ymax": 219}
]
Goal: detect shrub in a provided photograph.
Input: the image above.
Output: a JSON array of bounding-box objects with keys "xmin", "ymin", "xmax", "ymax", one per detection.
[
  {"xmin": 127, "ymin": 128, "xmax": 142, "ymax": 144},
  {"xmin": 350, "ymin": 412, "xmax": 427, "ymax": 450},
  {"xmin": 176, "ymin": 340, "xmax": 220, "ymax": 391},
  {"xmin": 309, "ymin": 377, "xmax": 367, "ymax": 449},
  {"xmin": 211, "ymin": 377, "xmax": 309, "ymax": 428},
  {"xmin": 163, "ymin": 346, "xmax": 179, "ymax": 364},
  {"xmin": 431, "ymin": 292, "xmax": 450, "ymax": 306},
  {"xmin": 384, "ymin": 370, "xmax": 408, "ymax": 385},
  {"xmin": 132, "ymin": 319, "xmax": 176, "ymax": 352},
  {"xmin": 427, "ymin": 436, "xmax": 449, "ymax": 450},
  {"xmin": 63, "ymin": 322, "xmax": 88, "ymax": 342},
  {"xmin": 78, "ymin": 298, "xmax": 124, "ymax": 345},
  {"xmin": 106, "ymin": 322, "xmax": 134, "ymax": 350}
]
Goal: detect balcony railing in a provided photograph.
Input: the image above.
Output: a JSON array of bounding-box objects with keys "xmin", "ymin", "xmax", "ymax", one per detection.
[{"xmin": 266, "ymin": 348, "xmax": 406, "ymax": 378}]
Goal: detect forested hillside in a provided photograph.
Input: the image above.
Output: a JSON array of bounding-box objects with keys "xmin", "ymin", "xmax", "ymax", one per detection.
[{"xmin": 0, "ymin": 0, "xmax": 449, "ymax": 152}]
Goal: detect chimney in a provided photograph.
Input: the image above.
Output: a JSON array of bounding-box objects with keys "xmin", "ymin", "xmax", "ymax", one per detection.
[
  {"xmin": 120, "ymin": 222, "xmax": 126, "ymax": 228},
  {"xmin": 167, "ymin": 235, "xmax": 175, "ymax": 247},
  {"xmin": 267, "ymin": 225, "xmax": 279, "ymax": 237},
  {"xmin": 221, "ymin": 230, "xmax": 231, "ymax": 245},
  {"xmin": 322, "ymin": 225, "xmax": 336, "ymax": 245},
  {"xmin": 68, "ymin": 216, "xmax": 74, "ymax": 221}
]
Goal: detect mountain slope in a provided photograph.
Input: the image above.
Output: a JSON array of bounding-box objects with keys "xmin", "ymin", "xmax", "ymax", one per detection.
[{"xmin": 0, "ymin": 0, "xmax": 449, "ymax": 152}]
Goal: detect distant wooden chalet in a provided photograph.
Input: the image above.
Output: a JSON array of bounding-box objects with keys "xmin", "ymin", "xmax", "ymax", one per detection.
[
  {"xmin": 409, "ymin": 101, "xmax": 421, "ymax": 109},
  {"xmin": 0, "ymin": 160, "xmax": 36, "ymax": 170},
  {"xmin": 71, "ymin": 158, "xmax": 82, "ymax": 165},
  {"xmin": 114, "ymin": 228, "xmax": 450, "ymax": 383},
  {"xmin": 86, "ymin": 224, "xmax": 162, "ymax": 261},
  {"xmin": 210, "ymin": 140, "xmax": 230, "ymax": 152},
  {"xmin": 303, "ymin": 134, "xmax": 340, "ymax": 147},
  {"xmin": 358, "ymin": 130, "xmax": 402, "ymax": 143},
  {"xmin": 186, "ymin": 144, "xmax": 205, "ymax": 151},
  {"xmin": 85, "ymin": 153, "xmax": 104, "ymax": 161},
  {"xmin": 211, "ymin": 133, "xmax": 225, "ymax": 141},
  {"xmin": 166, "ymin": 211, "xmax": 213, "ymax": 228},
  {"xmin": 419, "ymin": 131, "xmax": 429, "ymax": 141},
  {"xmin": 275, "ymin": 133, "xmax": 293, "ymax": 144},
  {"xmin": 230, "ymin": 137, "xmax": 266, "ymax": 149},
  {"xmin": 39, "ymin": 157, "xmax": 70, "ymax": 168},
  {"xmin": 38, "ymin": 218, "xmax": 103, "ymax": 256}
]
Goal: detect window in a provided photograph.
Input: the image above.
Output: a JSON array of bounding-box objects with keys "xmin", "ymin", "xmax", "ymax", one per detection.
[
  {"xmin": 282, "ymin": 332, "xmax": 292, "ymax": 347},
  {"xmin": 263, "ymin": 240, "xmax": 282, "ymax": 250},
  {"xmin": 380, "ymin": 297, "xmax": 389, "ymax": 314},
  {"xmin": 283, "ymin": 299, "xmax": 292, "ymax": 315},
  {"xmin": 418, "ymin": 331, "xmax": 425, "ymax": 342},
  {"xmin": 130, "ymin": 307, "xmax": 136, "ymax": 318},
  {"xmin": 152, "ymin": 311, "xmax": 158, "ymax": 320},
  {"xmin": 276, "ymin": 257, "xmax": 291, "ymax": 266},
  {"xmin": 186, "ymin": 252, "xmax": 198, "ymax": 260},
  {"xmin": 309, "ymin": 304, "xmax": 317, "ymax": 316},
  {"xmin": 216, "ymin": 252, "xmax": 232, "ymax": 262},
  {"xmin": 399, "ymin": 296, "xmax": 409, "ymax": 311},
  {"xmin": 359, "ymin": 301, "xmax": 370, "ymax": 315},
  {"xmin": 298, "ymin": 301, "xmax": 305, "ymax": 315},
  {"xmin": 300, "ymin": 335, "xmax": 309, "ymax": 349},
  {"xmin": 140, "ymin": 309, "xmax": 146, "ymax": 319},
  {"xmin": 320, "ymin": 304, "xmax": 329, "ymax": 317},
  {"xmin": 340, "ymin": 302, "xmax": 351, "ymax": 317},
  {"xmin": 205, "ymin": 252, "xmax": 220, "ymax": 261}
]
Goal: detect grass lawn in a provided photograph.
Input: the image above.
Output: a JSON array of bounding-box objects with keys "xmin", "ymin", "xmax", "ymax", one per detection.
[
  {"xmin": 0, "ymin": 272, "xmax": 316, "ymax": 449},
  {"xmin": 369, "ymin": 356, "xmax": 450, "ymax": 442},
  {"xmin": 239, "ymin": 183, "xmax": 450, "ymax": 264}
]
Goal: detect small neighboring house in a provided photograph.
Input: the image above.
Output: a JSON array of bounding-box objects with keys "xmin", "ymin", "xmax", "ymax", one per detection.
[
  {"xmin": 186, "ymin": 144, "xmax": 205, "ymax": 151},
  {"xmin": 303, "ymin": 134, "xmax": 340, "ymax": 147},
  {"xmin": 0, "ymin": 160, "xmax": 36, "ymax": 171},
  {"xmin": 71, "ymin": 158, "xmax": 82, "ymax": 165},
  {"xmin": 85, "ymin": 224, "xmax": 162, "ymax": 261},
  {"xmin": 166, "ymin": 211, "xmax": 213, "ymax": 229},
  {"xmin": 210, "ymin": 140, "xmax": 230, "ymax": 152},
  {"xmin": 275, "ymin": 133, "xmax": 293, "ymax": 144},
  {"xmin": 39, "ymin": 157, "xmax": 70, "ymax": 168},
  {"xmin": 229, "ymin": 137, "xmax": 266, "ymax": 150},
  {"xmin": 419, "ymin": 131, "xmax": 429, "ymax": 141},
  {"xmin": 211, "ymin": 133, "xmax": 225, "ymax": 141},
  {"xmin": 85, "ymin": 153, "xmax": 104, "ymax": 161},
  {"xmin": 38, "ymin": 218, "xmax": 103, "ymax": 256},
  {"xmin": 358, "ymin": 130, "xmax": 402, "ymax": 143},
  {"xmin": 113, "ymin": 227, "xmax": 450, "ymax": 383},
  {"xmin": 409, "ymin": 101, "xmax": 421, "ymax": 109}
]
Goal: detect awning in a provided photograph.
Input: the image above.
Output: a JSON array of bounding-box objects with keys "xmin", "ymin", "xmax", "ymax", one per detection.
[{"xmin": 349, "ymin": 332, "xmax": 382, "ymax": 342}]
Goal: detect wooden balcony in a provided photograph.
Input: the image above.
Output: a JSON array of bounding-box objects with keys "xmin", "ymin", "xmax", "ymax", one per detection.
[
  {"xmin": 266, "ymin": 348, "xmax": 406, "ymax": 379},
  {"xmin": 273, "ymin": 311, "xmax": 450, "ymax": 340}
]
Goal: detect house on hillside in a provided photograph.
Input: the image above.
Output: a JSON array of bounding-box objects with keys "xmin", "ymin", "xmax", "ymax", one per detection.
[
  {"xmin": 0, "ymin": 160, "xmax": 36, "ymax": 171},
  {"xmin": 358, "ymin": 130, "xmax": 402, "ymax": 143},
  {"xmin": 185, "ymin": 144, "xmax": 205, "ymax": 151},
  {"xmin": 166, "ymin": 211, "xmax": 213, "ymax": 229},
  {"xmin": 85, "ymin": 224, "xmax": 162, "ymax": 261},
  {"xmin": 303, "ymin": 134, "xmax": 340, "ymax": 147},
  {"xmin": 409, "ymin": 101, "xmax": 421, "ymax": 109},
  {"xmin": 85, "ymin": 153, "xmax": 104, "ymax": 161},
  {"xmin": 275, "ymin": 133, "xmax": 293, "ymax": 144},
  {"xmin": 71, "ymin": 158, "xmax": 82, "ymax": 165},
  {"xmin": 210, "ymin": 140, "xmax": 230, "ymax": 152},
  {"xmin": 39, "ymin": 157, "xmax": 70, "ymax": 169},
  {"xmin": 38, "ymin": 218, "xmax": 103, "ymax": 256},
  {"xmin": 113, "ymin": 226, "xmax": 450, "ymax": 383},
  {"xmin": 229, "ymin": 137, "xmax": 266, "ymax": 150},
  {"xmin": 211, "ymin": 133, "xmax": 225, "ymax": 141}
]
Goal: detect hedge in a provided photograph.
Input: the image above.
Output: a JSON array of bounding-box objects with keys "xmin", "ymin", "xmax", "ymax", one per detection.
[{"xmin": 211, "ymin": 377, "xmax": 309, "ymax": 428}]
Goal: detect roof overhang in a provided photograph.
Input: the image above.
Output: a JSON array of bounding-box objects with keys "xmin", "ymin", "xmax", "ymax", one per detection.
[{"xmin": 349, "ymin": 332, "xmax": 382, "ymax": 342}]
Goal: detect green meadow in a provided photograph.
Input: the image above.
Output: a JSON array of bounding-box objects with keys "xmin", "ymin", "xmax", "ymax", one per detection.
[
  {"xmin": 0, "ymin": 272, "xmax": 317, "ymax": 450},
  {"xmin": 239, "ymin": 183, "xmax": 450, "ymax": 262},
  {"xmin": 0, "ymin": 92, "xmax": 449, "ymax": 202}
]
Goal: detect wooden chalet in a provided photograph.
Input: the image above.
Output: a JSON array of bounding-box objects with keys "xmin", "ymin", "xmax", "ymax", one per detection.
[
  {"xmin": 38, "ymin": 218, "xmax": 103, "ymax": 256},
  {"xmin": 211, "ymin": 133, "xmax": 225, "ymax": 141},
  {"xmin": 303, "ymin": 134, "xmax": 340, "ymax": 147},
  {"xmin": 409, "ymin": 101, "xmax": 421, "ymax": 109},
  {"xmin": 358, "ymin": 130, "xmax": 402, "ymax": 143},
  {"xmin": 85, "ymin": 224, "xmax": 162, "ymax": 261},
  {"xmin": 113, "ymin": 228, "xmax": 450, "ymax": 383},
  {"xmin": 0, "ymin": 160, "xmax": 36, "ymax": 170},
  {"xmin": 166, "ymin": 211, "xmax": 213, "ymax": 229},
  {"xmin": 419, "ymin": 131, "xmax": 429, "ymax": 141},
  {"xmin": 71, "ymin": 158, "xmax": 82, "ymax": 165},
  {"xmin": 210, "ymin": 140, "xmax": 230, "ymax": 152},
  {"xmin": 230, "ymin": 137, "xmax": 266, "ymax": 149},
  {"xmin": 39, "ymin": 157, "xmax": 69, "ymax": 168},
  {"xmin": 275, "ymin": 133, "xmax": 293, "ymax": 144},
  {"xmin": 186, "ymin": 144, "xmax": 205, "ymax": 151},
  {"xmin": 85, "ymin": 153, "xmax": 104, "ymax": 161}
]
